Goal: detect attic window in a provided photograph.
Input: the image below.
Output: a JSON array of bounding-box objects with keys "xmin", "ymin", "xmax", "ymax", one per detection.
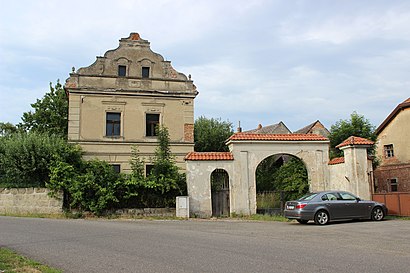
[
  {"xmin": 118, "ymin": 65, "xmax": 126, "ymax": 77},
  {"xmin": 384, "ymin": 144, "xmax": 394, "ymax": 158},
  {"xmin": 142, "ymin": 67, "xmax": 150, "ymax": 78}
]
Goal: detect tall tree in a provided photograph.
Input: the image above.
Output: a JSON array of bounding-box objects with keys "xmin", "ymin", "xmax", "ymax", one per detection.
[
  {"xmin": 0, "ymin": 122, "xmax": 19, "ymax": 137},
  {"xmin": 20, "ymin": 81, "xmax": 68, "ymax": 137},
  {"xmin": 194, "ymin": 116, "xmax": 233, "ymax": 152},
  {"xmin": 328, "ymin": 111, "xmax": 377, "ymax": 158}
]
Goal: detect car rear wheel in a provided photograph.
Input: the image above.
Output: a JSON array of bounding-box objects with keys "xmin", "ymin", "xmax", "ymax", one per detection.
[
  {"xmin": 297, "ymin": 219, "xmax": 308, "ymax": 224},
  {"xmin": 371, "ymin": 207, "xmax": 384, "ymax": 221},
  {"xmin": 314, "ymin": 210, "xmax": 329, "ymax": 225}
]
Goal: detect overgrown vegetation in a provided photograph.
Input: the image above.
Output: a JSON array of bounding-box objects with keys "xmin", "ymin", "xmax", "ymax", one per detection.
[
  {"xmin": 194, "ymin": 116, "xmax": 233, "ymax": 152},
  {"xmin": 47, "ymin": 126, "xmax": 186, "ymax": 215},
  {"xmin": 0, "ymin": 79, "xmax": 186, "ymax": 215},
  {"xmin": 256, "ymin": 156, "xmax": 309, "ymax": 202},
  {"xmin": 0, "ymin": 247, "xmax": 61, "ymax": 273},
  {"xmin": 0, "ymin": 132, "xmax": 82, "ymax": 188}
]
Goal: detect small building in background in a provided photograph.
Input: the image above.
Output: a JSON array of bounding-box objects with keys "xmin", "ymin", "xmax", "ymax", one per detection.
[
  {"xmin": 294, "ymin": 120, "xmax": 330, "ymax": 138},
  {"xmin": 374, "ymin": 98, "xmax": 410, "ymax": 193}
]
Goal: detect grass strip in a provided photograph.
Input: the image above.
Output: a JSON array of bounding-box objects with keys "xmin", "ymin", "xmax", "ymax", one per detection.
[{"xmin": 0, "ymin": 247, "xmax": 61, "ymax": 273}]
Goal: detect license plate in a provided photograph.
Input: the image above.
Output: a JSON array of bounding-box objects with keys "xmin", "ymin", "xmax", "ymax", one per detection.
[{"xmin": 287, "ymin": 205, "xmax": 295, "ymax": 210}]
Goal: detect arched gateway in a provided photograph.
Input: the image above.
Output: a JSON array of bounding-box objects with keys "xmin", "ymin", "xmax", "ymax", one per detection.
[
  {"xmin": 185, "ymin": 133, "xmax": 331, "ymax": 217},
  {"xmin": 186, "ymin": 133, "xmax": 374, "ymax": 218}
]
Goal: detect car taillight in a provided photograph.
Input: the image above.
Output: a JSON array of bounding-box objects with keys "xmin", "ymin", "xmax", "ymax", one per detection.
[{"xmin": 296, "ymin": 203, "xmax": 307, "ymax": 209}]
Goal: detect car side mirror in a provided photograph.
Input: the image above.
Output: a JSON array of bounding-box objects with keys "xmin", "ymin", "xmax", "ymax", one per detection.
[{"xmin": 356, "ymin": 197, "xmax": 361, "ymax": 202}]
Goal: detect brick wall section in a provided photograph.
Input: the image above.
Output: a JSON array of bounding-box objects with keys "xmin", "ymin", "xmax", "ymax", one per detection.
[
  {"xmin": 184, "ymin": 123, "xmax": 194, "ymax": 142},
  {"xmin": 373, "ymin": 163, "xmax": 410, "ymax": 193},
  {"xmin": 0, "ymin": 188, "xmax": 63, "ymax": 214}
]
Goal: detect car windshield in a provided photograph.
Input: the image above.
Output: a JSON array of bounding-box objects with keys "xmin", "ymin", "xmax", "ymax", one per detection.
[{"xmin": 298, "ymin": 193, "xmax": 317, "ymax": 201}]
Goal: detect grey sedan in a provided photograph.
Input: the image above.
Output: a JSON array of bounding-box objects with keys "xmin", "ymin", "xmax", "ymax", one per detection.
[{"xmin": 284, "ymin": 191, "xmax": 388, "ymax": 225}]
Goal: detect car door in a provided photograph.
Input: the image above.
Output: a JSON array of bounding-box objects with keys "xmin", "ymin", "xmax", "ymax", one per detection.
[
  {"xmin": 322, "ymin": 192, "xmax": 345, "ymax": 219},
  {"xmin": 338, "ymin": 192, "xmax": 367, "ymax": 218}
]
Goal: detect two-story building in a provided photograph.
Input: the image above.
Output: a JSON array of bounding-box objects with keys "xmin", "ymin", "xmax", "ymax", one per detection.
[
  {"xmin": 374, "ymin": 98, "xmax": 410, "ymax": 193},
  {"xmin": 64, "ymin": 33, "xmax": 198, "ymax": 173}
]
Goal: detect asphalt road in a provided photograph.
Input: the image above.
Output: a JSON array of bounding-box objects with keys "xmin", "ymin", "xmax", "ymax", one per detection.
[{"xmin": 0, "ymin": 216, "xmax": 409, "ymax": 273}]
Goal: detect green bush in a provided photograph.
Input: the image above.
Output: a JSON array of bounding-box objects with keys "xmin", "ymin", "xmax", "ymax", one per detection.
[
  {"xmin": 0, "ymin": 132, "xmax": 82, "ymax": 188},
  {"xmin": 49, "ymin": 159, "xmax": 136, "ymax": 215},
  {"xmin": 129, "ymin": 127, "xmax": 186, "ymax": 208}
]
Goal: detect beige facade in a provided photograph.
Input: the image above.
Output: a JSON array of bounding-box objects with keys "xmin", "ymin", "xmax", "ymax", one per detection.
[
  {"xmin": 65, "ymin": 33, "xmax": 198, "ymax": 172},
  {"xmin": 374, "ymin": 98, "xmax": 410, "ymax": 192}
]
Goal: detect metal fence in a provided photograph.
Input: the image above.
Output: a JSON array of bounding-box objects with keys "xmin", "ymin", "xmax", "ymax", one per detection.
[
  {"xmin": 256, "ymin": 191, "xmax": 298, "ymax": 215},
  {"xmin": 372, "ymin": 192, "xmax": 410, "ymax": 217}
]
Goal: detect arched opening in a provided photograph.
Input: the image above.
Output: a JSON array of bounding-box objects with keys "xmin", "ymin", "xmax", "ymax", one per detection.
[
  {"xmin": 255, "ymin": 154, "xmax": 309, "ymax": 215},
  {"xmin": 211, "ymin": 169, "xmax": 230, "ymax": 217}
]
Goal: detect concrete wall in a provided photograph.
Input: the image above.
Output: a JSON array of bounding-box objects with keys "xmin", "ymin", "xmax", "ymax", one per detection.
[
  {"xmin": 186, "ymin": 161, "xmax": 234, "ymax": 218},
  {"xmin": 187, "ymin": 142, "xmax": 374, "ymax": 217},
  {"xmin": 0, "ymin": 188, "xmax": 63, "ymax": 214},
  {"xmin": 228, "ymin": 141, "xmax": 330, "ymax": 215},
  {"xmin": 327, "ymin": 146, "xmax": 373, "ymax": 200}
]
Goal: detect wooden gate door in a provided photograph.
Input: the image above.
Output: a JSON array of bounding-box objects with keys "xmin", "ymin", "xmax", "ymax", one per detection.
[{"xmin": 211, "ymin": 169, "xmax": 230, "ymax": 217}]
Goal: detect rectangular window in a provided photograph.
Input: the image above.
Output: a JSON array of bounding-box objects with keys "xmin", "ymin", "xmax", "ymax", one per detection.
[
  {"xmin": 390, "ymin": 178, "xmax": 398, "ymax": 192},
  {"xmin": 111, "ymin": 164, "xmax": 121, "ymax": 173},
  {"xmin": 118, "ymin": 65, "xmax": 126, "ymax": 77},
  {"xmin": 142, "ymin": 67, "xmax": 150, "ymax": 78},
  {"xmin": 145, "ymin": 164, "xmax": 154, "ymax": 177},
  {"xmin": 106, "ymin": 112, "xmax": 121, "ymax": 136},
  {"xmin": 384, "ymin": 144, "xmax": 394, "ymax": 158},
  {"xmin": 146, "ymin": 113, "xmax": 159, "ymax": 136}
]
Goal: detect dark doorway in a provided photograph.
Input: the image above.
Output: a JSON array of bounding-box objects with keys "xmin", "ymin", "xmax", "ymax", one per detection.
[{"xmin": 211, "ymin": 169, "xmax": 230, "ymax": 217}]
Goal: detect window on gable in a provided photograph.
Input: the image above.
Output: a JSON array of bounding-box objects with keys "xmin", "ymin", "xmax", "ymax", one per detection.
[
  {"xmin": 142, "ymin": 67, "xmax": 150, "ymax": 78},
  {"xmin": 118, "ymin": 65, "xmax": 126, "ymax": 77},
  {"xmin": 106, "ymin": 112, "xmax": 121, "ymax": 137},
  {"xmin": 384, "ymin": 144, "xmax": 394, "ymax": 158},
  {"xmin": 389, "ymin": 178, "xmax": 398, "ymax": 192},
  {"xmin": 146, "ymin": 113, "xmax": 159, "ymax": 137}
]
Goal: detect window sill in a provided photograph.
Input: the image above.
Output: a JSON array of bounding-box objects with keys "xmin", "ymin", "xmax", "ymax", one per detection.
[{"xmin": 104, "ymin": 135, "xmax": 124, "ymax": 140}]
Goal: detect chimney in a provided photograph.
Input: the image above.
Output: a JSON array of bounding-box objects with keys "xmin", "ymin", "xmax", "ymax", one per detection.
[{"xmin": 237, "ymin": 121, "xmax": 242, "ymax": 133}]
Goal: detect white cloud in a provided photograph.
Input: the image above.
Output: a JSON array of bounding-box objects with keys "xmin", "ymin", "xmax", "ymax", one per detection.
[
  {"xmin": 1, "ymin": 0, "xmax": 410, "ymax": 132},
  {"xmin": 280, "ymin": 6, "xmax": 410, "ymax": 45}
]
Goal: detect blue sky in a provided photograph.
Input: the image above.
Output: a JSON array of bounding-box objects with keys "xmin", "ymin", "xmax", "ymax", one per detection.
[{"xmin": 1, "ymin": 0, "xmax": 409, "ymax": 132}]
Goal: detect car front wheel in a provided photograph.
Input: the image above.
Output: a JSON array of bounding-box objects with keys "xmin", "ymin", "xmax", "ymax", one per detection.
[
  {"xmin": 371, "ymin": 207, "xmax": 384, "ymax": 221},
  {"xmin": 314, "ymin": 210, "xmax": 329, "ymax": 225}
]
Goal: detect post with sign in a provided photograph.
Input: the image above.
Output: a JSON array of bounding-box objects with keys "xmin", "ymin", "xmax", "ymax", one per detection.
[{"xmin": 176, "ymin": 196, "xmax": 189, "ymax": 218}]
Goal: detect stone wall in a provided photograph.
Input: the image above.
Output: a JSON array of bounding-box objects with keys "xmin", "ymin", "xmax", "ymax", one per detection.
[
  {"xmin": 114, "ymin": 208, "xmax": 176, "ymax": 217},
  {"xmin": 0, "ymin": 188, "xmax": 63, "ymax": 214}
]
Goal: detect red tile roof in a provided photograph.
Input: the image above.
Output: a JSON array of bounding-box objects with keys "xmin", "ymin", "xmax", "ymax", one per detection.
[
  {"xmin": 228, "ymin": 133, "xmax": 328, "ymax": 141},
  {"xmin": 328, "ymin": 157, "xmax": 345, "ymax": 165},
  {"xmin": 185, "ymin": 152, "xmax": 234, "ymax": 161},
  {"xmin": 335, "ymin": 136, "xmax": 374, "ymax": 148},
  {"xmin": 376, "ymin": 97, "xmax": 410, "ymax": 134}
]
